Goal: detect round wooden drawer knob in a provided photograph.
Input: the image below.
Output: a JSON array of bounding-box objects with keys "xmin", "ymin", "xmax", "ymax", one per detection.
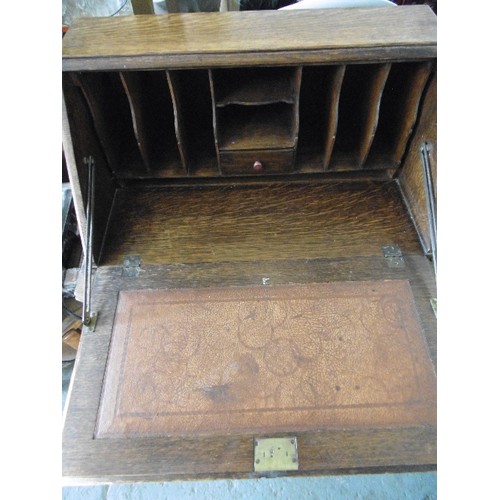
[{"xmin": 253, "ymin": 160, "xmax": 263, "ymax": 172}]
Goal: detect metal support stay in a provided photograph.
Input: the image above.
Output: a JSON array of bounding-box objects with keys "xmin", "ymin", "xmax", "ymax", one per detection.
[
  {"xmin": 82, "ymin": 156, "xmax": 97, "ymax": 330},
  {"xmin": 420, "ymin": 142, "xmax": 437, "ymax": 278}
]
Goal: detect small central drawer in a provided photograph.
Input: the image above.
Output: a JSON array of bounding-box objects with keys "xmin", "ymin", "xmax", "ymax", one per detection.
[{"xmin": 219, "ymin": 149, "xmax": 295, "ymax": 176}]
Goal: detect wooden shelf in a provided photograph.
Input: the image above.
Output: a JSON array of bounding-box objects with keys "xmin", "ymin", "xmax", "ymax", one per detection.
[
  {"xmin": 99, "ymin": 181, "xmax": 423, "ymax": 266},
  {"xmin": 217, "ymin": 104, "xmax": 297, "ymax": 151},
  {"xmin": 211, "ymin": 67, "xmax": 301, "ymax": 106},
  {"xmin": 211, "ymin": 67, "xmax": 301, "ymax": 173}
]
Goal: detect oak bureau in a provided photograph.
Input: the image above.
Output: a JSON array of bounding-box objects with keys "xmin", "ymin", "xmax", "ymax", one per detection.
[{"xmin": 62, "ymin": 6, "xmax": 437, "ymax": 483}]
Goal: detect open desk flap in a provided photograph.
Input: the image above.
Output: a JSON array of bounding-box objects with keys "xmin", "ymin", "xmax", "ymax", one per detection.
[{"xmin": 97, "ymin": 280, "xmax": 436, "ymax": 439}]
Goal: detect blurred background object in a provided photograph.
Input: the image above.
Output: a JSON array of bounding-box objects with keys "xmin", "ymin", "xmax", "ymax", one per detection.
[
  {"xmin": 63, "ymin": 0, "xmax": 437, "ymax": 19},
  {"xmin": 394, "ymin": 0, "xmax": 435, "ymax": 13},
  {"xmin": 63, "ymin": 0, "xmax": 133, "ymax": 27},
  {"xmin": 280, "ymin": 0, "xmax": 394, "ymax": 10}
]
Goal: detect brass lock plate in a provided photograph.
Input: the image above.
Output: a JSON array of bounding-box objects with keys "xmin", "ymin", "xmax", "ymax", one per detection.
[{"xmin": 254, "ymin": 437, "xmax": 299, "ymax": 472}]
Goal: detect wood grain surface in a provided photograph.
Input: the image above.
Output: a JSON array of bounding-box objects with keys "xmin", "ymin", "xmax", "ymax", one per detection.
[
  {"xmin": 217, "ymin": 104, "xmax": 296, "ymax": 151},
  {"xmin": 211, "ymin": 67, "xmax": 300, "ymax": 107},
  {"xmin": 358, "ymin": 64, "xmax": 392, "ymax": 168},
  {"xmin": 62, "ymin": 74, "xmax": 116, "ymax": 260},
  {"xmin": 398, "ymin": 71, "xmax": 436, "ymax": 253},
  {"xmin": 167, "ymin": 69, "xmax": 217, "ymax": 174},
  {"xmin": 62, "ymin": 7, "xmax": 437, "ymax": 71},
  {"xmin": 322, "ymin": 66, "xmax": 346, "ymax": 169},
  {"xmin": 120, "ymin": 71, "xmax": 183, "ymax": 173},
  {"xmin": 365, "ymin": 61, "xmax": 432, "ymax": 169},
  {"xmin": 98, "ymin": 181, "xmax": 422, "ymax": 266},
  {"xmin": 330, "ymin": 64, "xmax": 389, "ymax": 171},
  {"xmin": 75, "ymin": 72, "xmax": 145, "ymax": 176}
]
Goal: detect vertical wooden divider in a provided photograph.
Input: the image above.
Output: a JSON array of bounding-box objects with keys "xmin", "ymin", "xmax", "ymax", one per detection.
[
  {"xmin": 166, "ymin": 71, "xmax": 190, "ymax": 174},
  {"xmin": 207, "ymin": 69, "xmax": 221, "ymax": 173},
  {"xmin": 364, "ymin": 61, "xmax": 433, "ymax": 170},
  {"xmin": 120, "ymin": 71, "xmax": 188, "ymax": 176},
  {"xmin": 329, "ymin": 63, "xmax": 391, "ymax": 171},
  {"xmin": 390, "ymin": 62, "xmax": 433, "ymax": 165},
  {"xmin": 322, "ymin": 65, "xmax": 346, "ymax": 169},
  {"xmin": 291, "ymin": 66, "xmax": 303, "ymax": 157},
  {"xmin": 75, "ymin": 72, "xmax": 143, "ymax": 176},
  {"xmin": 358, "ymin": 63, "xmax": 391, "ymax": 168},
  {"xmin": 120, "ymin": 72, "xmax": 153, "ymax": 172}
]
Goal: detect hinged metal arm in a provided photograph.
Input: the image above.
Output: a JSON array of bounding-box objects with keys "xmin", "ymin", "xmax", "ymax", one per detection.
[
  {"xmin": 82, "ymin": 156, "xmax": 97, "ymax": 330},
  {"xmin": 420, "ymin": 142, "xmax": 437, "ymax": 278}
]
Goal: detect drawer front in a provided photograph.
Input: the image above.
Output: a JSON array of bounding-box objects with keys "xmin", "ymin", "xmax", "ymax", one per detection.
[{"xmin": 219, "ymin": 149, "xmax": 295, "ymax": 176}]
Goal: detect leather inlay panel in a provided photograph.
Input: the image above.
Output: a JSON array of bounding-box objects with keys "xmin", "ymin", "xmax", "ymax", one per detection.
[{"xmin": 96, "ymin": 280, "xmax": 436, "ymax": 438}]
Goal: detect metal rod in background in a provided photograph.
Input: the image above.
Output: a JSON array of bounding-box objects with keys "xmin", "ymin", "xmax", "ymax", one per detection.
[
  {"xmin": 420, "ymin": 142, "xmax": 437, "ymax": 278},
  {"xmin": 82, "ymin": 156, "xmax": 95, "ymax": 327}
]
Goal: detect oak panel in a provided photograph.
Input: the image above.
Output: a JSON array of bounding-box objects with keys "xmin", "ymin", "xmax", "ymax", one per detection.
[
  {"xmin": 330, "ymin": 64, "xmax": 390, "ymax": 171},
  {"xmin": 120, "ymin": 71, "xmax": 184, "ymax": 174},
  {"xmin": 62, "ymin": 8, "xmax": 437, "ymax": 70},
  {"xmin": 398, "ymin": 72, "xmax": 437, "ymax": 252},
  {"xmin": 98, "ymin": 182, "xmax": 422, "ymax": 266},
  {"xmin": 365, "ymin": 62, "xmax": 432, "ymax": 169}
]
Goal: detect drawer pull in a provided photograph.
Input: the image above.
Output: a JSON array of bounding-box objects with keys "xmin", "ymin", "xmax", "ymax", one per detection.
[{"xmin": 253, "ymin": 160, "xmax": 263, "ymax": 172}]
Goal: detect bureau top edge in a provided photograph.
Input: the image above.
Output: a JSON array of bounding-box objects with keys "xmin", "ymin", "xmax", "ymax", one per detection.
[{"xmin": 62, "ymin": 7, "xmax": 436, "ymax": 71}]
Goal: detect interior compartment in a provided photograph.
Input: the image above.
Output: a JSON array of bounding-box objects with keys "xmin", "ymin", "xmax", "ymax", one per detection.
[
  {"xmin": 210, "ymin": 66, "xmax": 301, "ymax": 106},
  {"xmin": 67, "ymin": 62, "xmax": 432, "ymax": 180},
  {"xmin": 296, "ymin": 65, "xmax": 345, "ymax": 169},
  {"xmin": 210, "ymin": 67, "xmax": 302, "ymax": 172},
  {"xmin": 76, "ymin": 72, "xmax": 145, "ymax": 177},
  {"xmin": 167, "ymin": 69, "xmax": 218, "ymax": 175},
  {"xmin": 216, "ymin": 103, "xmax": 297, "ymax": 151},
  {"xmin": 120, "ymin": 71, "xmax": 184, "ymax": 175},
  {"xmin": 328, "ymin": 64, "xmax": 391, "ymax": 171},
  {"xmin": 365, "ymin": 62, "xmax": 432, "ymax": 169}
]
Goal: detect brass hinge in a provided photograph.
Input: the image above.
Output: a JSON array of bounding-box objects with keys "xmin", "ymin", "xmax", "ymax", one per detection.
[
  {"xmin": 382, "ymin": 244, "xmax": 405, "ymax": 268},
  {"xmin": 122, "ymin": 255, "xmax": 142, "ymax": 277}
]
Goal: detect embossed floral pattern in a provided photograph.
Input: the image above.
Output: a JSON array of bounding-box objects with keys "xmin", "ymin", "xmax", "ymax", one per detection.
[{"xmin": 97, "ymin": 281, "xmax": 437, "ymax": 438}]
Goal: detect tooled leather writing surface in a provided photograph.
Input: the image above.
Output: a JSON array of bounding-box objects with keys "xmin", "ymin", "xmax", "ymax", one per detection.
[{"xmin": 96, "ymin": 280, "xmax": 436, "ymax": 438}]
